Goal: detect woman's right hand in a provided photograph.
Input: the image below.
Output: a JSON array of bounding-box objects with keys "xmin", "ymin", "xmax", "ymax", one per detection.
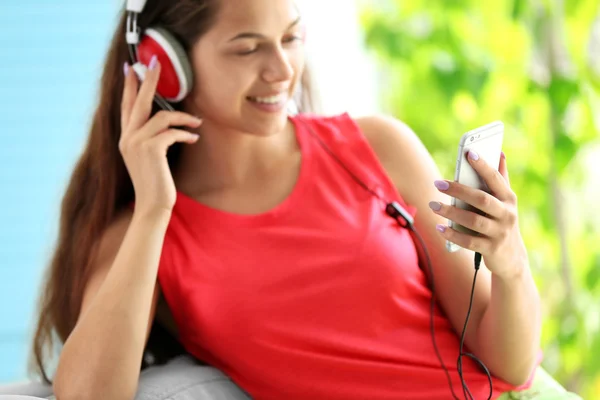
[{"xmin": 119, "ymin": 55, "xmax": 202, "ymax": 214}]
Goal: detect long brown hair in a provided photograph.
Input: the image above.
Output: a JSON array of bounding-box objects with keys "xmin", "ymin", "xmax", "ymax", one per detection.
[{"xmin": 28, "ymin": 0, "xmax": 316, "ymax": 384}]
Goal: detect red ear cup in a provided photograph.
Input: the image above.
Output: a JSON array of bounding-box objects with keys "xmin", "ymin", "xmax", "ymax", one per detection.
[{"xmin": 137, "ymin": 27, "xmax": 193, "ymax": 102}]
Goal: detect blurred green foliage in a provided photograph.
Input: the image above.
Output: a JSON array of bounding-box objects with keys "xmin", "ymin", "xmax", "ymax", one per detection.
[{"xmin": 359, "ymin": 0, "xmax": 600, "ymax": 397}]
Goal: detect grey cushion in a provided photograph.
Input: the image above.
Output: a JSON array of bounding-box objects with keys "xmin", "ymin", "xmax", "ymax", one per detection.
[
  {"xmin": 0, "ymin": 381, "xmax": 52, "ymax": 398},
  {"xmin": 0, "ymin": 355, "xmax": 250, "ymax": 400},
  {"xmin": 135, "ymin": 355, "xmax": 251, "ymax": 400}
]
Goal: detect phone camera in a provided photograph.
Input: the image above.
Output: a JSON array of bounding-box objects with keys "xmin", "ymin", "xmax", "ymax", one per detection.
[{"xmin": 470, "ymin": 136, "xmax": 475, "ymax": 142}]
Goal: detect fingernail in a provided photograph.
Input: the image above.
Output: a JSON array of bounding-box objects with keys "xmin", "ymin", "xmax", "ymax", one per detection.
[
  {"xmin": 123, "ymin": 62, "xmax": 129, "ymax": 76},
  {"xmin": 429, "ymin": 201, "xmax": 442, "ymax": 212},
  {"xmin": 468, "ymin": 150, "xmax": 479, "ymax": 161},
  {"xmin": 434, "ymin": 180, "xmax": 450, "ymax": 191},
  {"xmin": 501, "ymin": 151, "xmax": 506, "ymax": 159},
  {"xmin": 149, "ymin": 55, "xmax": 158, "ymax": 70},
  {"xmin": 436, "ymin": 224, "xmax": 447, "ymax": 233}
]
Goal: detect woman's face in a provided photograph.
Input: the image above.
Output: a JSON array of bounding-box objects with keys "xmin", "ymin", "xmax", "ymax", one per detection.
[{"xmin": 184, "ymin": 0, "xmax": 305, "ymax": 136}]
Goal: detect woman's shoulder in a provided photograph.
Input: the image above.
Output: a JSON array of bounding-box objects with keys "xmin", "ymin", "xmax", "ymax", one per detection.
[
  {"xmin": 295, "ymin": 112, "xmax": 432, "ymax": 200},
  {"xmin": 294, "ymin": 112, "xmax": 416, "ymax": 146},
  {"xmin": 355, "ymin": 115, "xmax": 442, "ymax": 206},
  {"xmin": 297, "ymin": 112, "xmax": 424, "ymax": 171},
  {"xmin": 352, "ymin": 114, "xmax": 419, "ymax": 159},
  {"xmin": 293, "ymin": 112, "xmax": 404, "ymax": 147},
  {"xmin": 350, "ymin": 114, "xmax": 437, "ymax": 199}
]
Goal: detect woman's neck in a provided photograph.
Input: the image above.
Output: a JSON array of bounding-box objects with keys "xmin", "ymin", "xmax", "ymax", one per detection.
[{"xmin": 173, "ymin": 116, "xmax": 298, "ymax": 195}]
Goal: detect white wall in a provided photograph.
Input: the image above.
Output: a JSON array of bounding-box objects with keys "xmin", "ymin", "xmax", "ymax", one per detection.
[{"xmin": 297, "ymin": 0, "xmax": 380, "ymax": 116}]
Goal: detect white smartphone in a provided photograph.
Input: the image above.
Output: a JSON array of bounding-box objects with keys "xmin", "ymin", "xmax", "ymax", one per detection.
[{"xmin": 446, "ymin": 121, "xmax": 504, "ymax": 252}]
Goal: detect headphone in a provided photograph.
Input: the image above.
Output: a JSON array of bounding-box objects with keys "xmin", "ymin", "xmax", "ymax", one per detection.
[
  {"xmin": 125, "ymin": 0, "xmax": 193, "ymax": 111},
  {"xmin": 125, "ymin": 0, "xmax": 308, "ymax": 114}
]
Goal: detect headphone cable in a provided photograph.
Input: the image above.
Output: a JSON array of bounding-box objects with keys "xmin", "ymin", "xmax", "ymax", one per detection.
[{"xmin": 301, "ymin": 118, "xmax": 493, "ymax": 399}]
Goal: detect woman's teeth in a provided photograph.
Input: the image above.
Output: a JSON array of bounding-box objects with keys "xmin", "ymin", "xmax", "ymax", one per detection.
[{"xmin": 248, "ymin": 94, "xmax": 285, "ymax": 104}]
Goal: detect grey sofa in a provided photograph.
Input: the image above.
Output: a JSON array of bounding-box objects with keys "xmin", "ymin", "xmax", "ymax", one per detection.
[
  {"xmin": 0, "ymin": 357, "xmax": 585, "ymax": 399},
  {"xmin": 0, "ymin": 355, "xmax": 251, "ymax": 400}
]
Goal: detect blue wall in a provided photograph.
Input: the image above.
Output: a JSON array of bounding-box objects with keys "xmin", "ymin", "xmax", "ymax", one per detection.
[{"xmin": 0, "ymin": 1, "xmax": 120, "ymax": 383}]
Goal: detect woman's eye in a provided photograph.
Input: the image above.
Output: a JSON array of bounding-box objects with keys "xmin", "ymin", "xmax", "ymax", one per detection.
[
  {"xmin": 237, "ymin": 47, "xmax": 258, "ymax": 56},
  {"xmin": 283, "ymin": 35, "xmax": 303, "ymax": 44},
  {"xmin": 236, "ymin": 36, "xmax": 302, "ymax": 56}
]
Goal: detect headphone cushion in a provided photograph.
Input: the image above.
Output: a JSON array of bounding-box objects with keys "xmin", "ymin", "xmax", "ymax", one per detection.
[{"xmin": 137, "ymin": 27, "xmax": 194, "ymax": 102}]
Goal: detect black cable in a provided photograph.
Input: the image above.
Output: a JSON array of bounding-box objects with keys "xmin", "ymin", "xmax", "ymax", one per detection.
[
  {"xmin": 409, "ymin": 226, "xmax": 463, "ymax": 400},
  {"xmin": 412, "ymin": 235, "xmax": 493, "ymax": 400},
  {"xmin": 474, "ymin": 252, "xmax": 482, "ymax": 270},
  {"xmin": 457, "ymin": 267, "xmax": 478, "ymax": 400},
  {"xmin": 302, "ymin": 124, "xmax": 382, "ymax": 200},
  {"xmin": 301, "ymin": 119, "xmax": 493, "ymax": 399},
  {"xmin": 456, "ymin": 252, "xmax": 493, "ymax": 400}
]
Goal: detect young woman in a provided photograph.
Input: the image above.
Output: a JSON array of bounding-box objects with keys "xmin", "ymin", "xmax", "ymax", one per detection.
[{"xmin": 29, "ymin": 0, "xmax": 542, "ymax": 399}]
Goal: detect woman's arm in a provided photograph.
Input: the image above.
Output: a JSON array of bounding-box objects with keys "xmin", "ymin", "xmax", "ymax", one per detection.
[
  {"xmin": 356, "ymin": 115, "xmax": 541, "ymax": 386},
  {"xmin": 53, "ymin": 208, "xmax": 169, "ymax": 400}
]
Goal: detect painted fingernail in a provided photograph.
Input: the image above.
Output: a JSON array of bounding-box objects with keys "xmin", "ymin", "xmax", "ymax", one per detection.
[
  {"xmin": 434, "ymin": 180, "xmax": 450, "ymax": 191},
  {"xmin": 468, "ymin": 150, "xmax": 479, "ymax": 161},
  {"xmin": 123, "ymin": 62, "xmax": 129, "ymax": 76},
  {"xmin": 436, "ymin": 224, "xmax": 447, "ymax": 233},
  {"xmin": 149, "ymin": 55, "xmax": 158, "ymax": 70},
  {"xmin": 429, "ymin": 201, "xmax": 442, "ymax": 212}
]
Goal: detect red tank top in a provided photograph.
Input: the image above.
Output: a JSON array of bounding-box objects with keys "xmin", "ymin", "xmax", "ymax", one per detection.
[{"xmin": 156, "ymin": 113, "xmax": 535, "ymax": 399}]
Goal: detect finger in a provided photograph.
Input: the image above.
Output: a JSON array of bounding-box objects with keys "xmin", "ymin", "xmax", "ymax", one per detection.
[
  {"xmin": 434, "ymin": 180, "xmax": 505, "ymax": 218},
  {"xmin": 429, "ymin": 201, "xmax": 498, "ymax": 236},
  {"xmin": 148, "ymin": 129, "xmax": 200, "ymax": 151},
  {"xmin": 498, "ymin": 151, "xmax": 510, "ymax": 185},
  {"xmin": 120, "ymin": 62, "xmax": 139, "ymax": 135},
  {"xmin": 136, "ymin": 111, "xmax": 203, "ymax": 141},
  {"xmin": 436, "ymin": 224, "xmax": 491, "ymax": 254},
  {"xmin": 467, "ymin": 150, "xmax": 512, "ymax": 201},
  {"xmin": 128, "ymin": 56, "xmax": 161, "ymax": 132}
]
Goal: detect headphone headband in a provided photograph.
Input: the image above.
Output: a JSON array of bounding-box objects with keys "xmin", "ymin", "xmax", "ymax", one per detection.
[{"xmin": 126, "ymin": 0, "xmax": 148, "ymax": 14}]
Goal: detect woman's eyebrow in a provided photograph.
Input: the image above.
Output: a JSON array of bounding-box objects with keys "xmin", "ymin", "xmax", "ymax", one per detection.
[{"xmin": 227, "ymin": 16, "xmax": 302, "ymax": 42}]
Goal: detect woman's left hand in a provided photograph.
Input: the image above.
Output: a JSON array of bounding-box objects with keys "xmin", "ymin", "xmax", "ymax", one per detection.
[{"xmin": 429, "ymin": 150, "xmax": 529, "ymax": 280}]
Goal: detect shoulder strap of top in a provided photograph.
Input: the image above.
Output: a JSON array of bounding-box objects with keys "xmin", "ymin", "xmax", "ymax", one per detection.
[
  {"xmin": 295, "ymin": 113, "xmax": 428, "ymax": 274},
  {"xmin": 295, "ymin": 112, "xmax": 417, "ymax": 219}
]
